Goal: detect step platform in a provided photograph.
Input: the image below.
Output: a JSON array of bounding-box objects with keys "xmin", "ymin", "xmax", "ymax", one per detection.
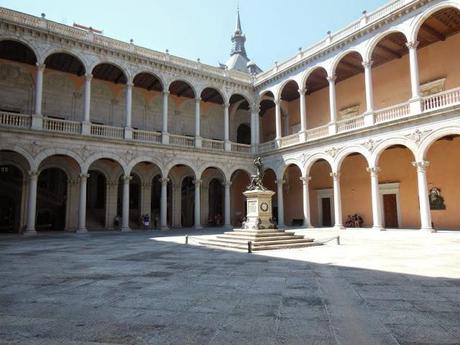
[{"xmin": 198, "ymin": 228, "xmax": 322, "ymax": 251}]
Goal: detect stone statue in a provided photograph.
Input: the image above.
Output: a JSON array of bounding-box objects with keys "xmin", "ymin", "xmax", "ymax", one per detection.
[{"xmin": 247, "ymin": 157, "xmax": 266, "ymax": 191}]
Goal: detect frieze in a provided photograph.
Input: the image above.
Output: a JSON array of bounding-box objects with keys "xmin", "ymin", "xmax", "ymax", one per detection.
[{"xmin": 406, "ymin": 129, "xmax": 432, "ymax": 145}]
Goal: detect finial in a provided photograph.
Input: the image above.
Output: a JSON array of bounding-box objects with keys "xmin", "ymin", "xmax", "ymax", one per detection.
[{"xmin": 41, "ymin": 13, "xmax": 46, "ymax": 19}]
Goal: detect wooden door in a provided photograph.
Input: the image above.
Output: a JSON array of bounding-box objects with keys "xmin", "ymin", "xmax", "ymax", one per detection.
[
  {"xmin": 322, "ymin": 197, "xmax": 332, "ymax": 227},
  {"xmin": 383, "ymin": 194, "xmax": 398, "ymax": 228}
]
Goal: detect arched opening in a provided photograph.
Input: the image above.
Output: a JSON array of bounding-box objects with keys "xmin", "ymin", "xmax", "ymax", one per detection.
[
  {"xmin": 371, "ymin": 32, "xmax": 410, "ymax": 110},
  {"xmin": 201, "ymin": 167, "xmax": 226, "ymax": 227},
  {"xmin": 282, "ymin": 164, "xmax": 303, "ymax": 226},
  {"xmin": 37, "ymin": 168, "xmax": 68, "ymax": 231},
  {"xmin": 0, "ymin": 150, "xmax": 29, "ymax": 234},
  {"xmin": 334, "ymin": 52, "xmax": 365, "ymax": 122},
  {"xmin": 0, "ymin": 40, "xmax": 37, "ymax": 114},
  {"xmin": 376, "ymin": 145, "xmax": 419, "ymax": 229},
  {"xmin": 151, "ymin": 174, "xmax": 172, "ymax": 228},
  {"xmin": 416, "ymin": 7, "xmax": 460, "ymax": 101},
  {"xmin": 259, "ymin": 91, "xmax": 276, "ymax": 143},
  {"xmin": 117, "ymin": 173, "xmax": 141, "ymax": 228},
  {"xmin": 230, "ymin": 169, "xmax": 250, "ymax": 227},
  {"xmin": 181, "ymin": 176, "xmax": 195, "ymax": 227},
  {"xmin": 262, "ymin": 168, "xmax": 277, "ymax": 222},
  {"xmin": 0, "ymin": 164, "xmax": 23, "ymax": 233},
  {"xmin": 425, "ymin": 134, "xmax": 460, "ymax": 230},
  {"xmin": 168, "ymin": 80, "xmax": 195, "ymax": 137},
  {"xmin": 339, "ymin": 153, "xmax": 372, "ymax": 228},
  {"xmin": 86, "ymin": 170, "xmax": 106, "ymax": 229},
  {"xmin": 229, "ymin": 94, "xmax": 251, "ymax": 144},
  {"xmin": 87, "ymin": 158, "xmax": 124, "ymax": 230},
  {"xmin": 200, "ymin": 87, "xmax": 224, "ymax": 141},
  {"xmin": 132, "ymin": 72, "xmax": 163, "ymax": 132},
  {"xmin": 168, "ymin": 164, "xmax": 196, "ymax": 228},
  {"xmin": 236, "ymin": 123, "xmax": 251, "ymax": 144},
  {"xmin": 304, "ymin": 67, "xmax": 329, "ymax": 130},
  {"xmin": 91, "ymin": 63, "xmax": 127, "ymax": 127},
  {"xmin": 279, "ymin": 80, "xmax": 300, "ymax": 136},
  {"xmin": 43, "ymin": 52, "xmax": 86, "ymax": 121},
  {"xmin": 308, "ymin": 159, "xmax": 333, "ymax": 227}
]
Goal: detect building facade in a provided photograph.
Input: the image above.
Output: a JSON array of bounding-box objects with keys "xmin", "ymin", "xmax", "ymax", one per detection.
[{"xmin": 1, "ymin": 0, "xmax": 459, "ymax": 235}]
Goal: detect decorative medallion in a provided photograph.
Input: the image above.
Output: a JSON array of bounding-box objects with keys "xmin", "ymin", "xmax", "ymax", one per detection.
[
  {"xmin": 325, "ymin": 146, "xmax": 339, "ymax": 158},
  {"xmin": 260, "ymin": 202, "xmax": 269, "ymax": 212}
]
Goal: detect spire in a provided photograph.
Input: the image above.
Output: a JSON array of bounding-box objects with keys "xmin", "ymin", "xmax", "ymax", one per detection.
[{"xmin": 230, "ymin": 6, "xmax": 247, "ymax": 58}]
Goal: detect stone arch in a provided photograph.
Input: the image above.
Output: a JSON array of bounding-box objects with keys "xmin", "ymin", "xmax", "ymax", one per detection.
[
  {"xmin": 83, "ymin": 152, "xmax": 127, "ymax": 175},
  {"xmin": 0, "ymin": 145, "xmax": 34, "ymax": 171},
  {"xmin": 199, "ymin": 86, "xmax": 226, "ymax": 104},
  {"xmin": 0, "ymin": 37, "xmax": 39, "ymax": 63},
  {"xmin": 335, "ymin": 146, "xmax": 372, "ymax": 171},
  {"xmin": 198, "ymin": 165, "xmax": 227, "ymax": 182},
  {"xmin": 42, "ymin": 48, "xmax": 89, "ymax": 75},
  {"xmin": 371, "ymin": 137, "xmax": 418, "ymax": 167},
  {"xmin": 409, "ymin": 2, "xmax": 460, "ymax": 43},
  {"xmin": 364, "ymin": 28, "xmax": 409, "ymax": 62},
  {"xmin": 126, "ymin": 156, "xmax": 164, "ymax": 176},
  {"xmin": 227, "ymin": 166, "xmax": 252, "ymax": 182},
  {"xmin": 132, "ymin": 70, "xmax": 165, "ymax": 90},
  {"xmin": 90, "ymin": 60, "xmax": 130, "ymax": 83},
  {"xmin": 417, "ymin": 126, "xmax": 460, "ymax": 161},
  {"xmin": 34, "ymin": 148, "xmax": 83, "ymax": 173},
  {"xmin": 165, "ymin": 161, "xmax": 197, "ymax": 178},
  {"xmin": 300, "ymin": 65, "xmax": 329, "ymax": 88},
  {"xmin": 277, "ymin": 158, "xmax": 304, "ymax": 180},
  {"xmin": 167, "ymin": 79, "xmax": 197, "ymax": 98},
  {"xmin": 305, "ymin": 153, "xmax": 334, "ymax": 176},
  {"xmin": 276, "ymin": 78, "xmax": 299, "ymax": 102},
  {"xmin": 331, "ymin": 49, "xmax": 365, "ymax": 76}
]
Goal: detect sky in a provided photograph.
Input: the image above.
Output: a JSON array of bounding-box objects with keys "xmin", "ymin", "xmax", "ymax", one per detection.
[{"xmin": 0, "ymin": 0, "xmax": 388, "ymax": 70}]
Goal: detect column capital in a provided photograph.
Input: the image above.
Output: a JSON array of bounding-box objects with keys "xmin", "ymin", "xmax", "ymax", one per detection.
[
  {"xmin": 193, "ymin": 179, "xmax": 202, "ymax": 186},
  {"xmin": 406, "ymin": 41, "xmax": 419, "ymax": 50},
  {"xmin": 274, "ymin": 99, "xmax": 280, "ymax": 106},
  {"xmin": 299, "ymin": 176, "xmax": 312, "ymax": 184},
  {"xmin": 222, "ymin": 181, "xmax": 232, "ymax": 187},
  {"xmin": 122, "ymin": 174, "xmax": 132, "ymax": 182},
  {"xmin": 28, "ymin": 170, "xmax": 39, "ymax": 178},
  {"xmin": 163, "ymin": 90, "xmax": 170, "ymax": 96},
  {"xmin": 330, "ymin": 171, "xmax": 340, "ymax": 180},
  {"xmin": 276, "ymin": 178, "xmax": 285, "ymax": 185},
  {"xmin": 223, "ymin": 101, "xmax": 230, "ymax": 108},
  {"xmin": 159, "ymin": 177, "xmax": 170, "ymax": 185},
  {"xmin": 195, "ymin": 97, "xmax": 201, "ymax": 103},
  {"xmin": 126, "ymin": 81, "xmax": 134, "ymax": 88},
  {"xmin": 36, "ymin": 62, "xmax": 46, "ymax": 71},
  {"xmin": 412, "ymin": 160, "xmax": 430, "ymax": 171},
  {"xmin": 85, "ymin": 73, "xmax": 93, "ymax": 81},
  {"xmin": 327, "ymin": 75, "xmax": 336, "ymax": 83},
  {"xmin": 79, "ymin": 173, "xmax": 90, "ymax": 180},
  {"xmin": 298, "ymin": 88, "xmax": 306, "ymax": 96},
  {"xmin": 366, "ymin": 166, "xmax": 380, "ymax": 176},
  {"xmin": 362, "ymin": 60, "xmax": 373, "ymax": 68}
]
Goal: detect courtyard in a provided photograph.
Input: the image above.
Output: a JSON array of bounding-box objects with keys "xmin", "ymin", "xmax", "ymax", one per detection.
[{"xmin": 0, "ymin": 229, "xmax": 459, "ymax": 345}]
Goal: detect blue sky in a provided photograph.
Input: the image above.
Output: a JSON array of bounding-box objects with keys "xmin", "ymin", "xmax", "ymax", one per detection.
[{"xmin": 1, "ymin": 0, "xmax": 387, "ymax": 70}]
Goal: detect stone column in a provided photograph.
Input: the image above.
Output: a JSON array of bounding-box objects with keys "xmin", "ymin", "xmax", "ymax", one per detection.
[
  {"xmin": 275, "ymin": 100, "xmax": 282, "ymax": 147},
  {"xmin": 412, "ymin": 161, "xmax": 434, "ymax": 232},
  {"xmin": 406, "ymin": 41, "xmax": 422, "ymax": 114},
  {"xmin": 124, "ymin": 82, "xmax": 133, "ymax": 139},
  {"xmin": 141, "ymin": 182, "xmax": 152, "ymax": 225},
  {"xmin": 330, "ymin": 172, "xmax": 344, "ymax": 229},
  {"xmin": 25, "ymin": 170, "xmax": 38, "ymax": 235},
  {"xmin": 82, "ymin": 73, "xmax": 92, "ymax": 135},
  {"xmin": 193, "ymin": 179, "xmax": 202, "ymax": 229},
  {"xmin": 160, "ymin": 177, "xmax": 169, "ymax": 230},
  {"xmin": 367, "ymin": 167, "xmax": 383, "ymax": 231},
  {"xmin": 121, "ymin": 174, "xmax": 132, "ymax": 232},
  {"xmin": 298, "ymin": 88, "xmax": 307, "ymax": 142},
  {"xmin": 77, "ymin": 173, "xmax": 89, "ymax": 233},
  {"xmin": 251, "ymin": 102, "xmax": 260, "ymax": 153},
  {"xmin": 224, "ymin": 181, "xmax": 232, "ymax": 228},
  {"xmin": 32, "ymin": 63, "xmax": 45, "ymax": 129},
  {"xmin": 195, "ymin": 97, "xmax": 202, "ymax": 147},
  {"xmin": 162, "ymin": 91, "xmax": 169, "ymax": 144},
  {"xmin": 327, "ymin": 75, "xmax": 337, "ymax": 135},
  {"xmin": 300, "ymin": 176, "xmax": 312, "ymax": 228},
  {"xmin": 362, "ymin": 60, "xmax": 375, "ymax": 126},
  {"xmin": 224, "ymin": 102, "xmax": 231, "ymax": 151},
  {"xmin": 276, "ymin": 179, "xmax": 285, "ymax": 227}
]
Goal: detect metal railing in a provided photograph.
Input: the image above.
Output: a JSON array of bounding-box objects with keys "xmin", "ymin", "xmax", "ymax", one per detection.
[
  {"xmin": 90, "ymin": 123, "xmax": 124, "ymax": 138},
  {"xmin": 43, "ymin": 117, "xmax": 81, "ymax": 134},
  {"xmin": 0, "ymin": 111, "xmax": 31, "ymax": 129},
  {"xmin": 133, "ymin": 129, "xmax": 162, "ymax": 143}
]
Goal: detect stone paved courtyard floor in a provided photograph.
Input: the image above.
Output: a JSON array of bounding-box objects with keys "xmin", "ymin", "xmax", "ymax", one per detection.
[{"xmin": 1, "ymin": 228, "xmax": 460, "ymax": 345}]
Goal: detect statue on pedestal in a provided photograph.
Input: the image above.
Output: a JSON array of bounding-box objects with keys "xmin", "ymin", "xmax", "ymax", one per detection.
[{"xmin": 247, "ymin": 157, "xmax": 266, "ymax": 191}]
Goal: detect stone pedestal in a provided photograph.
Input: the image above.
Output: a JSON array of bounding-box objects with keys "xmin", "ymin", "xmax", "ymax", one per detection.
[{"xmin": 242, "ymin": 189, "xmax": 276, "ymax": 230}]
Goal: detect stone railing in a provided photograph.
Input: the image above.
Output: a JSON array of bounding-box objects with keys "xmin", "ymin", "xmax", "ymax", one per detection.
[
  {"xmin": 279, "ymin": 133, "xmax": 300, "ymax": 148},
  {"xmin": 257, "ymin": 140, "xmax": 276, "ymax": 153},
  {"xmin": 256, "ymin": 0, "xmax": 414, "ymax": 84},
  {"xmin": 90, "ymin": 123, "xmax": 124, "ymax": 139},
  {"xmin": 132, "ymin": 129, "xmax": 162, "ymax": 143},
  {"xmin": 306, "ymin": 124, "xmax": 329, "ymax": 141},
  {"xmin": 0, "ymin": 111, "xmax": 31, "ymax": 129},
  {"xmin": 169, "ymin": 134, "xmax": 195, "ymax": 147},
  {"xmin": 202, "ymin": 138, "xmax": 225, "ymax": 151},
  {"xmin": 43, "ymin": 117, "xmax": 81, "ymax": 134},
  {"xmin": 337, "ymin": 115, "xmax": 365, "ymax": 133},
  {"xmin": 423, "ymin": 86, "xmax": 460, "ymax": 112},
  {"xmin": 375, "ymin": 102, "xmax": 410, "ymax": 124},
  {"xmin": 231, "ymin": 142, "xmax": 251, "ymax": 153}
]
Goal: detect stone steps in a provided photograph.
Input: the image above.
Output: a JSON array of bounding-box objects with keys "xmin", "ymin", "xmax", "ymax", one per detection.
[{"xmin": 197, "ymin": 228, "xmax": 322, "ymax": 252}]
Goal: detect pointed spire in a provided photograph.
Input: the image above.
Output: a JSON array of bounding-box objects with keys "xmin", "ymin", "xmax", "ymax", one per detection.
[
  {"xmin": 230, "ymin": 5, "xmax": 247, "ymax": 58},
  {"xmin": 235, "ymin": 4, "xmax": 242, "ymax": 34}
]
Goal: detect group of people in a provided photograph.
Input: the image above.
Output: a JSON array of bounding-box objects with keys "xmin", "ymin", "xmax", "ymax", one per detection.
[{"xmin": 345, "ymin": 214, "xmax": 364, "ymax": 228}]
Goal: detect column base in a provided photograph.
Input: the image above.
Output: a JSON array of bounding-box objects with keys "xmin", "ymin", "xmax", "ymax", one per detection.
[
  {"xmin": 195, "ymin": 225, "xmax": 203, "ymax": 230},
  {"xmin": 124, "ymin": 127, "xmax": 133, "ymax": 139},
  {"xmin": 160, "ymin": 226, "xmax": 170, "ymax": 231},
  {"xmin": 409, "ymin": 97, "xmax": 423, "ymax": 115},
  {"xmin": 76, "ymin": 228, "xmax": 88, "ymax": 234},
  {"xmin": 372, "ymin": 225, "xmax": 385, "ymax": 231},
  {"xmin": 224, "ymin": 141, "xmax": 232, "ymax": 151},
  {"xmin": 334, "ymin": 224, "xmax": 345, "ymax": 230},
  {"xmin": 23, "ymin": 229, "xmax": 37, "ymax": 236},
  {"xmin": 82, "ymin": 121, "xmax": 91, "ymax": 135},
  {"xmin": 162, "ymin": 132, "xmax": 169, "ymax": 144},
  {"xmin": 421, "ymin": 227, "xmax": 436, "ymax": 233},
  {"xmin": 299, "ymin": 130, "xmax": 307, "ymax": 142},
  {"xmin": 195, "ymin": 136, "xmax": 202, "ymax": 148},
  {"xmin": 364, "ymin": 111, "xmax": 375, "ymax": 126},
  {"xmin": 275, "ymin": 138, "xmax": 281, "ymax": 148},
  {"xmin": 121, "ymin": 227, "xmax": 131, "ymax": 232},
  {"xmin": 31, "ymin": 115, "xmax": 43, "ymax": 130},
  {"xmin": 328, "ymin": 122, "xmax": 337, "ymax": 135},
  {"xmin": 303, "ymin": 222, "xmax": 313, "ymax": 228},
  {"xmin": 224, "ymin": 224, "xmax": 233, "ymax": 230}
]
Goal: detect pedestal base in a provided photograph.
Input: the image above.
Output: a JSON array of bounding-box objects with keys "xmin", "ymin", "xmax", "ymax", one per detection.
[{"xmin": 242, "ymin": 189, "xmax": 276, "ymax": 230}]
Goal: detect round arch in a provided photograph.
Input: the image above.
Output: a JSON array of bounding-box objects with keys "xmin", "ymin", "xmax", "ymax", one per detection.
[
  {"xmin": 331, "ymin": 49, "xmax": 365, "ymax": 76},
  {"xmin": 91, "ymin": 61, "xmax": 129, "ymax": 84},
  {"xmin": 364, "ymin": 28, "xmax": 409, "ymax": 62},
  {"xmin": 0, "ymin": 38, "xmax": 38, "ymax": 64},
  {"xmin": 305, "ymin": 153, "xmax": 334, "ymax": 176},
  {"xmin": 199, "ymin": 86, "xmax": 226, "ymax": 104},
  {"xmin": 42, "ymin": 48, "xmax": 88, "ymax": 74},
  {"xmin": 126, "ymin": 156, "xmax": 164, "ymax": 177},
  {"xmin": 276, "ymin": 78, "xmax": 300, "ymax": 102},
  {"xmin": 132, "ymin": 70, "xmax": 165, "ymax": 90},
  {"xmin": 34, "ymin": 148, "xmax": 83, "ymax": 173},
  {"xmin": 301, "ymin": 65, "xmax": 329, "ymax": 88},
  {"xmin": 83, "ymin": 153, "xmax": 127, "ymax": 175},
  {"xmin": 371, "ymin": 138, "xmax": 418, "ymax": 167},
  {"xmin": 0, "ymin": 146, "xmax": 33, "ymax": 171},
  {"xmin": 335, "ymin": 146, "xmax": 372, "ymax": 171},
  {"xmin": 277, "ymin": 158, "xmax": 304, "ymax": 179},
  {"xmin": 167, "ymin": 79, "xmax": 197, "ymax": 98},
  {"xmin": 417, "ymin": 126, "xmax": 460, "ymax": 161}
]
